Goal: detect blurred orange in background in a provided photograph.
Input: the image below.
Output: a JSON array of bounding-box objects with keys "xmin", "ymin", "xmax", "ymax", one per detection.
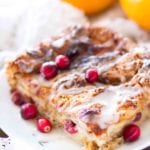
[
  {"xmin": 63, "ymin": 0, "xmax": 115, "ymax": 15},
  {"xmin": 120, "ymin": 0, "xmax": 150, "ymax": 30}
]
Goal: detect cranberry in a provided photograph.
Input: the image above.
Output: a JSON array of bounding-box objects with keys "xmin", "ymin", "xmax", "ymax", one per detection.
[
  {"xmin": 37, "ymin": 118, "xmax": 52, "ymax": 133},
  {"xmin": 11, "ymin": 91, "xmax": 25, "ymax": 106},
  {"xmin": 40, "ymin": 61, "xmax": 57, "ymax": 80},
  {"xmin": 123, "ymin": 124, "xmax": 141, "ymax": 142},
  {"xmin": 133, "ymin": 112, "xmax": 142, "ymax": 122},
  {"xmin": 64, "ymin": 120, "xmax": 77, "ymax": 134},
  {"xmin": 85, "ymin": 69, "xmax": 98, "ymax": 83},
  {"xmin": 79, "ymin": 109, "xmax": 97, "ymax": 123},
  {"xmin": 55, "ymin": 55, "xmax": 70, "ymax": 69},
  {"xmin": 21, "ymin": 103, "xmax": 38, "ymax": 120}
]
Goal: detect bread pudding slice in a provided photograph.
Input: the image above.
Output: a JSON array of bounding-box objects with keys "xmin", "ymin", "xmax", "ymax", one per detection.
[{"xmin": 6, "ymin": 26, "xmax": 150, "ymax": 150}]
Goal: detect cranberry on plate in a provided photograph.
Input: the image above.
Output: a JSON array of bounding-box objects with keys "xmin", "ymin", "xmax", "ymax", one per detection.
[
  {"xmin": 37, "ymin": 117, "xmax": 52, "ymax": 133},
  {"xmin": 64, "ymin": 120, "xmax": 78, "ymax": 134},
  {"xmin": 55, "ymin": 55, "xmax": 70, "ymax": 69},
  {"xmin": 123, "ymin": 124, "xmax": 141, "ymax": 142},
  {"xmin": 20, "ymin": 103, "xmax": 38, "ymax": 120},
  {"xmin": 40, "ymin": 61, "xmax": 57, "ymax": 80},
  {"xmin": 85, "ymin": 68, "xmax": 98, "ymax": 83}
]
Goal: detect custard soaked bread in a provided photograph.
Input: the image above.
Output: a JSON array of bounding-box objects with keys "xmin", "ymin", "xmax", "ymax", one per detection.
[{"xmin": 6, "ymin": 26, "xmax": 150, "ymax": 150}]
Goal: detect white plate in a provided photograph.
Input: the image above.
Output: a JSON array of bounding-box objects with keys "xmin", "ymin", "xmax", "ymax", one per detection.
[{"xmin": 0, "ymin": 70, "xmax": 150, "ymax": 150}]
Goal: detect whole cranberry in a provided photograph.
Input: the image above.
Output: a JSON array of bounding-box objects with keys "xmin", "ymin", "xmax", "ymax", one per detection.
[
  {"xmin": 40, "ymin": 61, "xmax": 57, "ymax": 80},
  {"xmin": 85, "ymin": 68, "xmax": 98, "ymax": 83},
  {"xmin": 64, "ymin": 120, "xmax": 77, "ymax": 134},
  {"xmin": 20, "ymin": 103, "xmax": 38, "ymax": 120},
  {"xmin": 37, "ymin": 117, "xmax": 52, "ymax": 133},
  {"xmin": 11, "ymin": 91, "xmax": 25, "ymax": 106},
  {"xmin": 55, "ymin": 55, "xmax": 70, "ymax": 69},
  {"xmin": 123, "ymin": 124, "xmax": 141, "ymax": 142}
]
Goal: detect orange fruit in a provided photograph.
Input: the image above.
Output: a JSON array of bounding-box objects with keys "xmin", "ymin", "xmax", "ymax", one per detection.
[
  {"xmin": 63, "ymin": 0, "xmax": 115, "ymax": 15},
  {"xmin": 120, "ymin": 0, "xmax": 150, "ymax": 30}
]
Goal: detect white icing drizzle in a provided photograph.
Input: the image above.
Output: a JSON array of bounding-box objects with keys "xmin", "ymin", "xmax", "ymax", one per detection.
[
  {"xmin": 96, "ymin": 46, "xmax": 148, "ymax": 74},
  {"xmin": 52, "ymin": 38, "xmax": 66, "ymax": 48},
  {"xmin": 69, "ymin": 85, "xmax": 141, "ymax": 129},
  {"xmin": 93, "ymin": 86, "xmax": 141, "ymax": 129},
  {"xmin": 31, "ymin": 75, "xmax": 53, "ymax": 87},
  {"xmin": 120, "ymin": 75, "xmax": 126, "ymax": 82}
]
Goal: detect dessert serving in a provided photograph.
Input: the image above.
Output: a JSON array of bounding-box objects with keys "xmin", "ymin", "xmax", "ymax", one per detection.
[{"xmin": 6, "ymin": 26, "xmax": 150, "ymax": 150}]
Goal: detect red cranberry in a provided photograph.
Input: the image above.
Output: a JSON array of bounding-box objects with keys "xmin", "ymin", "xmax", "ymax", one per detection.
[
  {"xmin": 55, "ymin": 55, "xmax": 70, "ymax": 69},
  {"xmin": 11, "ymin": 91, "xmax": 25, "ymax": 106},
  {"xmin": 133, "ymin": 112, "xmax": 142, "ymax": 122},
  {"xmin": 37, "ymin": 118, "xmax": 52, "ymax": 133},
  {"xmin": 85, "ymin": 69, "xmax": 98, "ymax": 83},
  {"xmin": 40, "ymin": 61, "xmax": 57, "ymax": 80},
  {"xmin": 123, "ymin": 124, "xmax": 141, "ymax": 142},
  {"xmin": 64, "ymin": 120, "xmax": 77, "ymax": 134},
  {"xmin": 21, "ymin": 103, "xmax": 38, "ymax": 120}
]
